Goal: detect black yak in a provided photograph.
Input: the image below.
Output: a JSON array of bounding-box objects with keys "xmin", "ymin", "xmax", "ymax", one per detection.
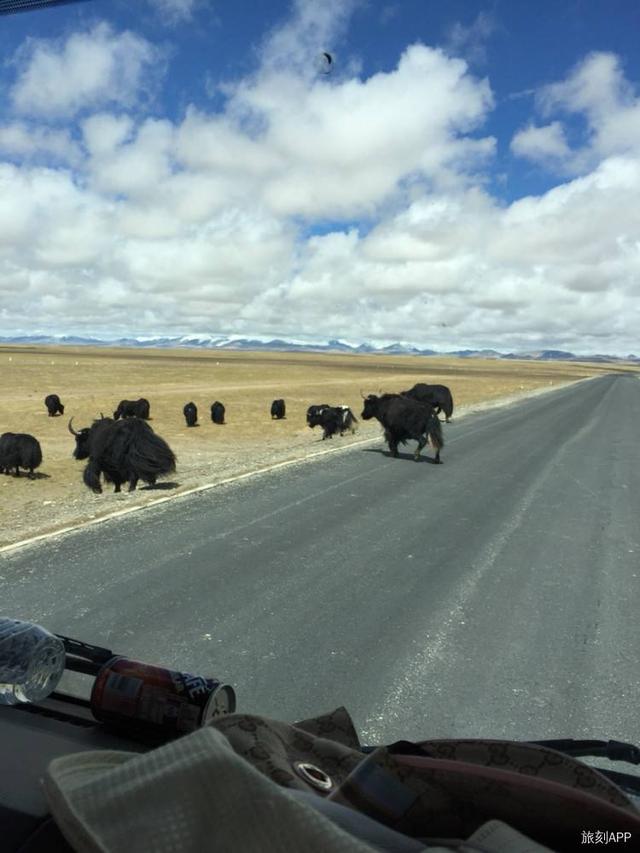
[
  {"xmin": 307, "ymin": 407, "xmax": 342, "ymax": 440},
  {"xmin": 211, "ymin": 401, "xmax": 225, "ymax": 424},
  {"xmin": 113, "ymin": 398, "xmax": 150, "ymax": 420},
  {"xmin": 44, "ymin": 394, "xmax": 64, "ymax": 417},
  {"xmin": 401, "ymin": 383, "xmax": 454, "ymax": 423},
  {"xmin": 360, "ymin": 393, "xmax": 443, "ymax": 462},
  {"xmin": 307, "ymin": 404, "xmax": 357, "ymax": 439},
  {"xmin": 271, "ymin": 399, "xmax": 286, "ymax": 419},
  {"xmin": 183, "ymin": 402, "xmax": 198, "ymax": 427},
  {"xmin": 0, "ymin": 432, "xmax": 43, "ymax": 477},
  {"xmin": 68, "ymin": 416, "xmax": 176, "ymax": 494}
]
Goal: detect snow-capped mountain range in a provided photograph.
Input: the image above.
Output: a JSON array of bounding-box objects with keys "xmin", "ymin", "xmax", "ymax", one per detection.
[{"xmin": 0, "ymin": 334, "xmax": 637, "ymax": 363}]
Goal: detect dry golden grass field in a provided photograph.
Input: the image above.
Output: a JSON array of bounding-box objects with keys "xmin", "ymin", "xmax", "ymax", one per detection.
[{"xmin": 0, "ymin": 344, "xmax": 632, "ymax": 548}]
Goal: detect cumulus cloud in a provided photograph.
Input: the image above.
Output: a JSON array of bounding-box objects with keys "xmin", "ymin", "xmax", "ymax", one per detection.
[
  {"xmin": 0, "ymin": 122, "xmax": 81, "ymax": 165},
  {"xmin": 1, "ymin": 6, "xmax": 639, "ymax": 356},
  {"xmin": 221, "ymin": 44, "xmax": 495, "ymax": 218},
  {"xmin": 512, "ymin": 52, "xmax": 640, "ymax": 175},
  {"xmin": 510, "ymin": 121, "xmax": 572, "ymax": 165},
  {"xmin": 10, "ymin": 23, "xmax": 162, "ymax": 118},
  {"xmin": 230, "ymin": 158, "xmax": 640, "ymax": 352}
]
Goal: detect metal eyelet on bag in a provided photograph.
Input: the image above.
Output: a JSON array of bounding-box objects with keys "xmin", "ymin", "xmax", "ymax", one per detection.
[{"xmin": 293, "ymin": 761, "xmax": 333, "ymax": 791}]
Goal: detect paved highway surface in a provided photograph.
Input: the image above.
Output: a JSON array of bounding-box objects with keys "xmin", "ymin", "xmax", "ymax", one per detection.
[{"xmin": 1, "ymin": 374, "xmax": 638, "ymax": 745}]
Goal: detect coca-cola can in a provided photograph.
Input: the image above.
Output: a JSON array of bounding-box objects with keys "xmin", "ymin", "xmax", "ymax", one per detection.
[{"xmin": 90, "ymin": 656, "xmax": 236, "ymax": 736}]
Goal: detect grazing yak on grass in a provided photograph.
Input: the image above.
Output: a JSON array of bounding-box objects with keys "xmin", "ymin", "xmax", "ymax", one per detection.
[
  {"xmin": 44, "ymin": 394, "xmax": 64, "ymax": 417},
  {"xmin": 183, "ymin": 402, "xmax": 198, "ymax": 427},
  {"xmin": 69, "ymin": 416, "xmax": 176, "ymax": 494},
  {"xmin": 0, "ymin": 432, "xmax": 43, "ymax": 477},
  {"xmin": 360, "ymin": 393, "xmax": 443, "ymax": 463},
  {"xmin": 401, "ymin": 383, "xmax": 454, "ymax": 423},
  {"xmin": 113, "ymin": 398, "xmax": 151, "ymax": 420},
  {"xmin": 211, "ymin": 401, "xmax": 225, "ymax": 424},
  {"xmin": 271, "ymin": 399, "xmax": 286, "ymax": 419}
]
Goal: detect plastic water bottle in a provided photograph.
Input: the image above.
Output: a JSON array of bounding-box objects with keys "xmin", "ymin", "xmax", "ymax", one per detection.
[{"xmin": 0, "ymin": 618, "xmax": 66, "ymax": 705}]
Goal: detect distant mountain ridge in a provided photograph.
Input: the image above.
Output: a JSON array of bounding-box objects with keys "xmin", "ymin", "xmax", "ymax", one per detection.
[{"xmin": 0, "ymin": 334, "xmax": 637, "ymax": 364}]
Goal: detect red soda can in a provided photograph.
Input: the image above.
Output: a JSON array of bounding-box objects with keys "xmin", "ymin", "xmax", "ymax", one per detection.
[{"xmin": 90, "ymin": 656, "xmax": 236, "ymax": 736}]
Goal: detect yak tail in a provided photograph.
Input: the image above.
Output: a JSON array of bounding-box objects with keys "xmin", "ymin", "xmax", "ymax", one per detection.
[
  {"xmin": 22, "ymin": 440, "xmax": 43, "ymax": 471},
  {"xmin": 427, "ymin": 413, "xmax": 444, "ymax": 454},
  {"xmin": 443, "ymin": 392, "xmax": 454, "ymax": 420},
  {"xmin": 128, "ymin": 421, "xmax": 176, "ymax": 480},
  {"xmin": 83, "ymin": 460, "xmax": 103, "ymax": 493}
]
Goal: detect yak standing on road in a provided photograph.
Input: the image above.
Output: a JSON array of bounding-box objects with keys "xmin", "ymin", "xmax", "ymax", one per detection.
[
  {"xmin": 211, "ymin": 402, "xmax": 225, "ymax": 424},
  {"xmin": 360, "ymin": 393, "xmax": 443, "ymax": 463},
  {"xmin": 183, "ymin": 402, "xmax": 198, "ymax": 427},
  {"xmin": 271, "ymin": 399, "xmax": 286, "ymax": 419},
  {"xmin": 401, "ymin": 383, "xmax": 454, "ymax": 423},
  {"xmin": 44, "ymin": 394, "xmax": 64, "ymax": 417},
  {"xmin": 0, "ymin": 432, "xmax": 43, "ymax": 477},
  {"xmin": 113, "ymin": 398, "xmax": 151, "ymax": 420},
  {"xmin": 69, "ymin": 416, "xmax": 176, "ymax": 494}
]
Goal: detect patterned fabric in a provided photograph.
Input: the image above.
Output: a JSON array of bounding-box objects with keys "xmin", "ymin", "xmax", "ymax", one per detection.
[
  {"xmin": 212, "ymin": 706, "xmax": 363, "ymax": 790},
  {"xmin": 209, "ymin": 708, "xmax": 640, "ymax": 852}
]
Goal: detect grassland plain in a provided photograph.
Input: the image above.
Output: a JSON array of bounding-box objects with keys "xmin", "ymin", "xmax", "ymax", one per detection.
[{"xmin": 0, "ymin": 345, "xmax": 632, "ymax": 549}]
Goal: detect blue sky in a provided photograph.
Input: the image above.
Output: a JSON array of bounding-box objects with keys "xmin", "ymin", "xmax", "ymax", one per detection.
[{"xmin": 0, "ymin": 0, "xmax": 639, "ymax": 353}]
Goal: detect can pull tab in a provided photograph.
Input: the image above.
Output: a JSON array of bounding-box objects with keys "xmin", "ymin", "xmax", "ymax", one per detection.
[{"xmin": 293, "ymin": 761, "xmax": 333, "ymax": 792}]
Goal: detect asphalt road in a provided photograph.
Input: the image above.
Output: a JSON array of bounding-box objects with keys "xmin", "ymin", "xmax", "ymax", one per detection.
[{"xmin": 1, "ymin": 374, "xmax": 638, "ymax": 746}]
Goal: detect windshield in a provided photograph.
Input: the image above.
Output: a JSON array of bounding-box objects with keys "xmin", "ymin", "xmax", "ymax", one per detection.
[{"xmin": 0, "ymin": 0, "xmax": 638, "ymax": 751}]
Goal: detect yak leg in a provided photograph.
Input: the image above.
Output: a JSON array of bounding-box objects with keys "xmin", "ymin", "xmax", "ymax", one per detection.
[
  {"xmin": 128, "ymin": 475, "xmax": 139, "ymax": 492},
  {"xmin": 14, "ymin": 466, "xmax": 20, "ymax": 477},
  {"xmin": 414, "ymin": 434, "xmax": 428, "ymax": 461}
]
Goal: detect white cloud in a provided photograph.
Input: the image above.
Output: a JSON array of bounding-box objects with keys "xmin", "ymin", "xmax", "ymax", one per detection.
[
  {"xmin": 10, "ymin": 23, "xmax": 162, "ymax": 118},
  {"xmin": 0, "ymin": 122, "xmax": 80, "ymax": 165},
  {"xmin": 1, "ymin": 5, "xmax": 639, "ymax": 356},
  {"xmin": 510, "ymin": 121, "xmax": 571, "ymax": 164},
  {"xmin": 73, "ymin": 40, "xmax": 494, "ymax": 221},
  {"xmin": 222, "ymin": 44, "xmax": 494, "ymax": 218},
  {"xmin": 85, "ymin": 118, "xmax": 175, "ymax": 197},
  {"xmin": 259, "ymin": 0, "xmax": 360, "ymax": 76},
  {"xmin": 539, "ymin": 51, "xmax": 629, "ymax": 120},
  {"xmin": 512, "ymin": 52, "xmax": 640, "ymax": 174},
  {"xmin": 232, "ymin": 155, "xmax": 640, "ymax": 352}
]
